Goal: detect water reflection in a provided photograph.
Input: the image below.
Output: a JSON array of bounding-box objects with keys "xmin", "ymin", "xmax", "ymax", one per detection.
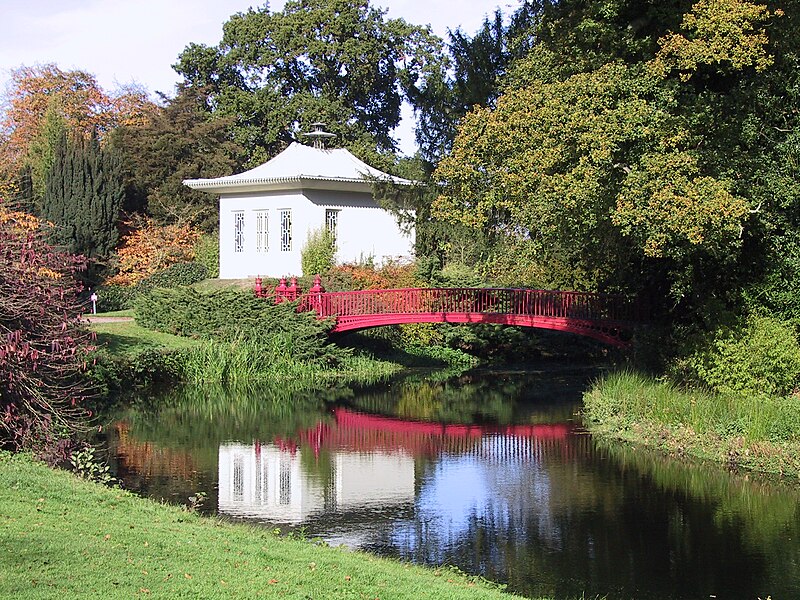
[
  {"xmin": 218, "ymin": 441, "xmax": 415, "ymax": 523},
  {"xmin": 108, "ymin": 370, "xmax": 800, "ymax": 600}
]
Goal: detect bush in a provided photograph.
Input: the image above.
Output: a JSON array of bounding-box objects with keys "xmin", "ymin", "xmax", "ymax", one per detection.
[
  {"xmin": 0, "ymin": 210, "xmax": 97, "ymax": 457},
  {"xmin": 193, "ymin": 233, "xmax": 219, "ymax": 278},
  {"xmin": 301, "ymin": 227, "xmax": 336, "ymax": 277},
  {"xmin": 96, "ymin": 284, "xmax": 138, "ymax": 312},
  {"xmin": 135, "ymin": 287, "xmax": 348, "ymax": 366},
  {"xmin": 690, "ymin": 314, "xmax": 800, "ymax": 397},
  {"xmin": 97, "ymin": 262, "xmax": 208, "ymax": 311},
  {"xmin": 135, "ymin": 261, "xmax": 208, "ymax": 294}
]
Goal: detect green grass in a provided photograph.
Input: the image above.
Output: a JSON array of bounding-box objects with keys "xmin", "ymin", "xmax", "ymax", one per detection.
[
  {"xmin": 89, "ymin": 320, "xmax": 199, "ymax": 356},
  {"xmin": 583, "ymin": 370, "xmax": 800, "ymax": 477},
  {"xmin": 0, "ymin": 452, "xmax": 526, "ymax": 600}
]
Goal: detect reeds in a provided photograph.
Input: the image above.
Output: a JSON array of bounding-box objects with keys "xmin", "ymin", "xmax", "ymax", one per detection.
[{"xmin": 584, "ymin": 370, "xmax": 800, "ymax": 444}]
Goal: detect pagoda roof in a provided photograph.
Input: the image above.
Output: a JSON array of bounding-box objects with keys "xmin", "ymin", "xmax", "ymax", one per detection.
[{"xmin": 184, "ymin": 142, "xmax": 414, "ymax": 194}]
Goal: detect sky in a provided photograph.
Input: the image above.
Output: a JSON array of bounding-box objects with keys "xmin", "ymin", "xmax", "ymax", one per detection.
[{"xmin": 1, "ymin": 0, "xmax": 515, "ymax": 155}]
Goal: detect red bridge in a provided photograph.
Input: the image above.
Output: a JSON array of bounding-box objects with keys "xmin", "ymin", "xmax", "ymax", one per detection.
[{"xmin": 256, "ymin": 276, "xmax": 642, "ymax": 347}]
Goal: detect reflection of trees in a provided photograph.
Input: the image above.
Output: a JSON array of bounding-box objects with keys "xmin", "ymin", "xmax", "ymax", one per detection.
[
  {"xmin": 348, "ymin": 368, "xmax": 593, "ymax": 425},
  {"xmin": 115, "ymin": 382, "xmax": 350, "ymax": 449},
  {"xmin": 107, "ymin": 382, "xmax": 347, "ymax": 508}
]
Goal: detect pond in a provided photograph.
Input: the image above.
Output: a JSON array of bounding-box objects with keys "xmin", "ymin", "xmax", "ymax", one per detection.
[{"xmin": 106, "ymin": 367, "xmax": 800, "ymax": 600}]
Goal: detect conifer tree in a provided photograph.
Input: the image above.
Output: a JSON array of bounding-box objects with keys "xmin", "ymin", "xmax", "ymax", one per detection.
[{"xmin": 43, "ymin": 131, "xmax": 123, "ymax": 279}]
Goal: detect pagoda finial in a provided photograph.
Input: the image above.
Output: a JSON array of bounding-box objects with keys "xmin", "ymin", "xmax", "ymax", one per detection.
[{"xmin": 302, "ymin": 122, "xmax": 337, "ymax": 149}]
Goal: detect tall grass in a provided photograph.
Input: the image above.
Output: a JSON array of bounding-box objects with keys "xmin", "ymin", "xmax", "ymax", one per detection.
[
  {"xmin": 584, "ymin": 370, "xmax": 800, "ymax": 444},
  {"xmin": 178, "ymin": 334, "xmax": 402, "ymax": 385}
]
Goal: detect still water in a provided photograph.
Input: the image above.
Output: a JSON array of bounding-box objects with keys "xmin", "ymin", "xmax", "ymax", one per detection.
[{"xmin": 107, "ymin": 368, "xmax": 800, "ymax": 599}]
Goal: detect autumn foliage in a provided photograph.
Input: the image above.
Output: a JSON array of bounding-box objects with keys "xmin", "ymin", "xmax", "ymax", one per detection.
[
  {"xmin": 327, "ymin": 259, "xmax": 418, "ymax": 291},
  {"xmin": 0, "ymin": 209, "xmax": 97, "ymax": 457},
  {"xmin": 106, "ymin": 219, "xmax": 201, "ymax": 287}
]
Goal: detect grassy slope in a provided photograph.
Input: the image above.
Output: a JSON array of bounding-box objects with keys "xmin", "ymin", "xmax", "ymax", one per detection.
[
  {"xmin": 90, "ymin": 320, "xmax": 199, "ymax": 355},
  {"xmin": 583, "ymin": 371, "xmax": 800, "ymax": 478},
  {"xmin": 0, "ymin": 452, "xmax": 525, "ymax": 600}
]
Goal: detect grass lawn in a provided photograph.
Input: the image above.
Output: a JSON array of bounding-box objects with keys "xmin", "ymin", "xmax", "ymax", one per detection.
[
  {"xmin": 0, "ymin": 452, "xmax": 526, "ymax": 599},
  {"xmin": 89, "ymin": 319, "xmax": 199, "ymax": 355}
]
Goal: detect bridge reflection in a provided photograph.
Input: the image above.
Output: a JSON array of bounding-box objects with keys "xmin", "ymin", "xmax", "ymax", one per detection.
[{"xmin": 217, "ymin": 408, "xmax": 580, "ymax": 524}]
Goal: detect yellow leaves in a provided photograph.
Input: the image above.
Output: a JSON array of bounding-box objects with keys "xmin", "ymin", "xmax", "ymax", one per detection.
[
  {"xmin": 649, "ymin": 0, "xmax": 778, "ymax": 79},
  {"xmin": 613, "ymin": 151, "xmax": 749, "ymax": 258},
  {"xmin": 0, "ymin": 208, "xmax": 40, "ymax": 232},
  {"xmin": 105, "ymin": 219, "xmax": 200, "ymax": 286}
]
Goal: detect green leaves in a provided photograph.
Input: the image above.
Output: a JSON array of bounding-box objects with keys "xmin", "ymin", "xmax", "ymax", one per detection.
[{"xmin": 174, "ymin": 0, "xmax": 445, "ymax": 157}]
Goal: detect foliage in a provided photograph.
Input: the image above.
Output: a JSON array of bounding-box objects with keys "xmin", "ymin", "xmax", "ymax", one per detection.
[
  {"xmin": 433, "ymin": 60, "xmax": 749, "ymax": 295},
  {"xmin": 301, "ymin": 227, "xmax": 336, "ymax": 277},
  {"xmin": 173, "ymin": 0, "xmax": 445, "ymax": 158},
  {"xmin": 69, "ymin": 445, "xmax": 117, "ymax": 486},
  {"xmin": 110, "ymin": 85, "xmax": 244, "ymax": 228},
  {"xmin": 688, "ymin": 314, "xmax": 800, "ymax": 397},
  {"xmin": 136, "ymin": 262, "xmax": 208, "ymax": 294},
  {"xmin": 42, "ymin": 131, "xmax": 124, "ymax": 278},
  {"xmin": 105, "ymin": 218, "xmax": 200, "ymax": 287},
  {"xmin": 411, "ymin": 1, "xmax": 543, "ymax": 164},
  {"xmin": 650, "ymin": 0, "xmax": 778, "ymax": 80},
  {"xmin": 0, "ymin": 64, "xmax": 153, "ymax": 199},
  {"xmin": 134, "ymin": 287, "xmax": 346, "ymax": 366},
  {"xmin": 0, "ymin": 209, "xmax": 97, "ymax": 456},
  {"xmin": 94, "ymin": 284, "xmax": 138, "ymax": 312},
  {"xmin": 192, "ymin": 232, "xmax": 219, "ymax": 278},
  {"xmin": 327, "ymin": 259, "xmax": 418, "ymax": 291}
]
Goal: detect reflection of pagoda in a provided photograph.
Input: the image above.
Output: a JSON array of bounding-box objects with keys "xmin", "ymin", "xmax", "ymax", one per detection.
[
  {"xmin": 218, "ymin": 443, "xmax": 415, "ymax": 523},
  {"xmin": 218, "ymin": 408, "xmax": 576, "ymax": 524}
]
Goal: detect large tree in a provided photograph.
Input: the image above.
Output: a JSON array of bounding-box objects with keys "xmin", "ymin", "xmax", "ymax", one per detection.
[
  {"xmin": 111, "ymin": 85, "xmax": 244, "ymax": 229},
  {"xmin": 433, "ymin": 0, "xmax": 796, "ymax": 317},
  {"xmin": 173, "ymin": 0, "xmax": 445, "ymax": 162}
]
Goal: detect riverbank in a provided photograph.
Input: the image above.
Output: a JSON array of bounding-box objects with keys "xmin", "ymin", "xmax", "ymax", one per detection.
[
  {"xmin": 583, "ymin": 371, "xmax": 800, "ymax": 478},
  {"xmin": 0, "ymin": 451, "xmax": 529, "ymax": 599}
]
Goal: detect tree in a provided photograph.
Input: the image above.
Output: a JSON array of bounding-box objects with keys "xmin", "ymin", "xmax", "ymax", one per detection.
[
  {"xmin": 42, "ymin": 131, "xmax": 124, "ymax": 279},
  {"xmin": 173, "ymin": 0, "xmax": 445, "ymax": 160},
  {"xmin": 431, "ymin": 0, "xmax": 792, "ymax": 309},
  {"xmin": 0, "ymin": 209, "xmax": 97, "ymax": 458},
  {"xmin": 0, "ymin": 64, "xmax": 153, "ymax": 197},
  {"xmin": 433, "ymin": 61, "xmax": 748, "ymax": 293},
  {"xmin": 110, "ymin": 85, "xmax": 244, "ymax": 229},
  {"xmin": 411, "ymin": 1, "xmax": 544, "ymax": 165},
  {"xmin": 105, "ymin": 218, "xmax": 201, "ymax": 287}
]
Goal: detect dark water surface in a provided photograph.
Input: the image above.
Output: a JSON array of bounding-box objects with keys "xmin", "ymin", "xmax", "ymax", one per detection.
[{"xmin": 107, "ymin": 368, "xmax": 800, "ymax": 600}]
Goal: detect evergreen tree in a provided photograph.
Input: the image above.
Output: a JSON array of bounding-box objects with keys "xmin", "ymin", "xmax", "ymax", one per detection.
[{"xmin": 43, "ymin": 132, "xmax": 123, "ymax": 279}]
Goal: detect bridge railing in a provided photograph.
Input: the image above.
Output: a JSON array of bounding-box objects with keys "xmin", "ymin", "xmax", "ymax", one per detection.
[{"xmin": 298, "ymin": 287, "xmax": 639, "ymax": 323}]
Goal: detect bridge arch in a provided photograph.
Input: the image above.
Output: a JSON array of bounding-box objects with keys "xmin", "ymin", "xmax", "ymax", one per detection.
[{"xmin": 259, "ymin": 281, "xmax": 641, "ymax": 348}]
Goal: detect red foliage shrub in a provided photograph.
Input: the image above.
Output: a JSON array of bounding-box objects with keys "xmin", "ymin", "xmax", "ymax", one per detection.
[
  {"xmin": 327, "ymin": 259, "xmax": 419, "ymax": 291},
  {"xmin": 0, "ymin": 209, "xmax": 98, "ymax": 459}
]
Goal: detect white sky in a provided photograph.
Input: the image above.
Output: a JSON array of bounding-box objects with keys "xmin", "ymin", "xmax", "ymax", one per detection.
[{"xmin": 0, "ymin": 0, "xmax": 515, "ymax": 155}]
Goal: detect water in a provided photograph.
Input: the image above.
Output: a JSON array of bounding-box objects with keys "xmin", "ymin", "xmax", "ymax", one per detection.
[{"xmin": 107, "ymin": 368, "xmax": 800, "ymax": 599}]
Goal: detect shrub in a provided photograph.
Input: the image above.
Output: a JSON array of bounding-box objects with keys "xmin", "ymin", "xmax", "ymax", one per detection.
[
  {"xmin": 327, "ymin": 258, "xmax": 418, "ymax": 291},
  {"xmin": 301, "ymin": 227, "xmax": 336, "ymax": 277},
  {"xmin": 135, "ymin": 261, "xmax": 208, "ymax": 294},
  {"xmin": 135, "ymin": 287, "xmax": 348, "ymax": 366},
  {"xmin": 0, "ymin": 209, "xmax": 98, "ymax": 457},
  {"xmin": 691, "ymin": 314, "xmax": 800, "ymax": 397},
  {"xmin": 96, "ymin": 262, "xmax": 208, "ymax": 312},
  {"xmin": 193, "ymin": 233, "xmax": 219, "ymax": 278},
  {"xmin": 95, "ymin": 284, "xmax": 138, "ymax": 312},
  {"xmin": 106, "ymin": 218, "xmax": 200, "ymax": 286}
]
